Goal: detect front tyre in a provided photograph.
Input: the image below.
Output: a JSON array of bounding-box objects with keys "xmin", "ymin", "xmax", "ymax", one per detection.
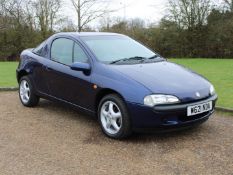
[
  {"xmin": 19, "ymin": 76, "xmax": 39, "ymax": 107},
  {"xmin": 98, "ymin": 94, "xmax": 132, "ymax": 139}
]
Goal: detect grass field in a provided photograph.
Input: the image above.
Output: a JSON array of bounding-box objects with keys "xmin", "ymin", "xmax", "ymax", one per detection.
[
  {"xmin": 0, "ymin": 60, "xmax": 232, "ymax": 108},
  {"xmin": 0, "ymin": 62, "xmax": 18, "ymax": 87}
]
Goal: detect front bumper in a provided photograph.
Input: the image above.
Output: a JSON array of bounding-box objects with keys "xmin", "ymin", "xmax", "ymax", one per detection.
[{"xmin": 127, "ymin": 94, "xmax": 218, "ymax": 132}]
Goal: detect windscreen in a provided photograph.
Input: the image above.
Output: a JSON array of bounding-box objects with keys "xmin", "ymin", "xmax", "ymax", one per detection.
[{"xmin": 80, "ymin": 35, "xmax": 156, "ymax": 63}]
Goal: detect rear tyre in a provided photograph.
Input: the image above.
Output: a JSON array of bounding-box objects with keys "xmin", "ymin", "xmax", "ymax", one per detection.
[
  {"xmin": 19, "ymin": 76, "xmax": 39, "ymax": 107},
  {"xmin": 98, "ymin": 94, "xmax": 132, "ymax": 139}
]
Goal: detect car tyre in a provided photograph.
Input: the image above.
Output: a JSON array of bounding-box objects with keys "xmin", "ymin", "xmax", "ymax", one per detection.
[
  {"xmin": 19, "ymin": 76, "xmax": 39, "ymax": 107},
  {"xmin": 98, "ymin": 94, "xmax": 132, "ymax": 139}
]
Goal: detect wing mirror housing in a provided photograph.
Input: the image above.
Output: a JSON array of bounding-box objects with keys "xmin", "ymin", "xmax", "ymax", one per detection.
[{"xmin": 70, "ymin": 62, "xmax": 91, "ymax": 74}]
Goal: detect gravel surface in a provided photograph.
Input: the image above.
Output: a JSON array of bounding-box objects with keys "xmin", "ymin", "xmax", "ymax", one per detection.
[{"xmin": 0, "ymin": 91, "xmax": 233, "ymax": 175}]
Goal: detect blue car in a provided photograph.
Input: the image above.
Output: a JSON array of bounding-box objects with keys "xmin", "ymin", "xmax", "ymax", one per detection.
[{"xmin": 17, "ymin": 32, "xmax": 217, "ymax": 139}]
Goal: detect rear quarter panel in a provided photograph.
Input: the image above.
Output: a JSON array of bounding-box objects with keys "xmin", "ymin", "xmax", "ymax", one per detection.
[{"xmin": 17, "ymin": 49, "xmax": 48, "ymax": 94}]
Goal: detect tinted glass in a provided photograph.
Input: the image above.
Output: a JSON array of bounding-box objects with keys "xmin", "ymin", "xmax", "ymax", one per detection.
[
  {"xmin": 51, "ymin": 38, "xmax": 73, "ymax": 65},
  {"xmin": 80, "ymin": 35, "xmax": 155, "ymax": 63},
  {"xmin": 73, "ymin": 43, "xmax": 88, "ymax": 63},
  {"xmin": 33, "ymin": 40, "xmax": 47, "ymax": 57}
]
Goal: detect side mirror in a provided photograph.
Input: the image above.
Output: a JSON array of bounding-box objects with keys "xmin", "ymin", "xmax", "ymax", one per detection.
[
  {"xmin": 70, "ymin": 62, "xmax": 91, "ymax": 73},
  {"xmin": 70, "ymin": 62, "xmax": 91, "ymax": 71}
]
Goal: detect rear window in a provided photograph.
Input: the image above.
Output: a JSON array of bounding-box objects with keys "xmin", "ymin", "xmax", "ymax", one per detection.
[{"xmin": 33, "ymin": 40, "xmax": 48, "ymax": 57}]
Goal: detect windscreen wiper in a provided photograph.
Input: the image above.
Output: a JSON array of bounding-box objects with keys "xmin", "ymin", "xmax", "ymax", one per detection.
[
  {"xmin": 147, "ymin": 54, "xmax": 160, "ymax": 59},
  {"xmin": 110, "ymin": 56, "xmax": 146, "ymax": 64}
]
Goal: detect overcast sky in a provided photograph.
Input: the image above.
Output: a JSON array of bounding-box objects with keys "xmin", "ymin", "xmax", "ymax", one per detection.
[
  {"xmin": 110, "ymin": 0, "xmax": 168, "ymax": 21},
  {"xmin": 62, "ymin": 0, "xmax": 228, "ymax": 29},
  {"xmin": 63, "ymin": 0, "xmax": 169, "ymax": 28}
]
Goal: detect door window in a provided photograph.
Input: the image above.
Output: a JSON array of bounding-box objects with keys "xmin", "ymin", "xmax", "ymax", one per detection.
[
  {"xmin": 73, "ymin": 43, "xmax": 88, "ymax": 63},
  {"xmin": 51, "ymin": 38, "xmax": 73, "ymax": 65}
]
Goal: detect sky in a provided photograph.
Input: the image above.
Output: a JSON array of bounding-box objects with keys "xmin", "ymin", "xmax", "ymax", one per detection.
[
  {"xmin": 109, "ymin": 0, "xmax": 168, "ymax": 22},
  {"xmin": 63, "ymin": 0, "xmax": 169, "ymax": 28},
  {"xmin": 63, "ymin": 0, "xmax": 227, "ymax": 29},
  {"xmin": 107, "ymin": 0, "xmax": 224, "ymax": 21}
]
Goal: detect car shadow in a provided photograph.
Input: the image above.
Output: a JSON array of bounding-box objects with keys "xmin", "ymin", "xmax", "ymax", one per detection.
[
  {"xmin": 36, "ymin": 99, "xmax": 208, "ymax": 144},
  {"xmin": 38, "ymin": 99, "xmax": 97, "ymax": 122}
]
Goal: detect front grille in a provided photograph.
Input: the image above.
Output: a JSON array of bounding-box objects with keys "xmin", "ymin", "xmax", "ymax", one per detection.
[{"xmin": 178, "ymin": 111, "xmax": 211, "ymax": 122}]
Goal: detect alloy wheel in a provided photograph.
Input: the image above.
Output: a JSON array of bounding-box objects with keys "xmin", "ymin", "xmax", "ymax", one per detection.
[
  {"xmin": 100, "ymin": 101, "xmax": 122, "ymax": 135},
  {"xmin": 20, "ymin": 80, "xmax": 30, "ymax": 104}
]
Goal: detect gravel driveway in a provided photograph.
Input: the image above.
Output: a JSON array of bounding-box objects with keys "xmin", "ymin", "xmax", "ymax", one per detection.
[{"xmin": 0, "ymin": 91, "xmax": 233, "ymax": 175}]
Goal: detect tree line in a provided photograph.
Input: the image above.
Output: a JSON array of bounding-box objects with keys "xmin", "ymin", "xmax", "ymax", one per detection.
[{"xmin": 0, "ymin": 0, "xmax": 233, "ymax": 61}]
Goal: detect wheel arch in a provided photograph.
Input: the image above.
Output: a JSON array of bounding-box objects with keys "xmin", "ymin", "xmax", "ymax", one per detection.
[
  {"xmin": 95, "ymin": 88, "xmax": 125, "ymax": 113},
  {"xmin": 17, "ymin": 70, "xmax": 29, "ymax": 83}
]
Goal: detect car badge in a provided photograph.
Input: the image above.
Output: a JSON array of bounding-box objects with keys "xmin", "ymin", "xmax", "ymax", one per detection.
[{"xmin": 196, "ymin": 92, "xmax": 201, "ymax": 97}]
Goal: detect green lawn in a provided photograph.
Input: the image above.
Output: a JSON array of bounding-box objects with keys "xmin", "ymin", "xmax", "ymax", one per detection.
[
  {"xmin": 0, "ymin": 62, "xmax": 18, "ymax": 87},
  {"xmin": 0, "ymin": 60, "xmax": 232, "ymax": 108},
  {"xmin": 171, "ymin": 59, "xmax": 233, "ymax": 109}
]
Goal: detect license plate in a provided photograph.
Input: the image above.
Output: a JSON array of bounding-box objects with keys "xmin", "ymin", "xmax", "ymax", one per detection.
[{"xmin": 187, "ymin": 101, "xmax": 212, "ymax": 116}]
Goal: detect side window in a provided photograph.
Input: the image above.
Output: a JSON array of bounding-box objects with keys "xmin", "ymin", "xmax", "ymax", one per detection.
[
  {"xmin": 43, "ymin": 45, "xmax": 48, "ymax": 57},
  {"xmin": 51, "ymin": 38, "xmax": 73, "ymax": 65},
  {"xmin": 33, "ymin": 40, "xmax": 47, "ymax": 57},
  {"xmin": 73, "ymin": 43, "xmax": 88, "ymax": 63}
]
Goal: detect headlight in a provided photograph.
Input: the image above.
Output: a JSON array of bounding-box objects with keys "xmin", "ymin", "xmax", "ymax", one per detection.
[
  {"xmin": 144, "ymin": 94, "xmax": 180, "ymax": 107},
  {"xmin": 210, "ymin": 85, "xmax": 215, "ymax": 95}
]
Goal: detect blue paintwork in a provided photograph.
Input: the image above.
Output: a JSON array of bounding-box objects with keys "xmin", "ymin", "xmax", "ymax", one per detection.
[
  {"xmin": 109, "ymin": 62, "xmax": 212, "ymax": 103},
  {"xmin": 17, "ymin": 32, "xmax": 217, "ymax": 131}
]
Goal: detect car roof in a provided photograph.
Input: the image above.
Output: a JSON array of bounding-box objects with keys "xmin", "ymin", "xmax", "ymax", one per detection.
[{"xmin": 52, "ymin": 32, "xmax": 125, "ymax": 38}]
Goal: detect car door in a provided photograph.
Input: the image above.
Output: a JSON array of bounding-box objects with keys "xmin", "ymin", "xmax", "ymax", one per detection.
[{"xmin": 46, "ymin": 37, "xmax": 93, "ymax": 109}]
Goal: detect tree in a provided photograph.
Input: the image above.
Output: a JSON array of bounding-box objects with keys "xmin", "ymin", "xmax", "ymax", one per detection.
[
  {"xmin": 70, "ymin": 0, "xmax": 112, "ymax": 32},
  {"xmin": 58, "ymin": 17, "xmax": 78, "ymax": 32},
  {"xmin": 206, "ymin": 9, "xmax": 233, "ymax": 57},
  {"xmin": 0, "ymin": 0, "xmax": 31, "ymax": 60},
  {"xmin": 0, "ymin": 0, "xmax": 60, "ymax": 60},
  {"xmin": 223, "ymin": 0, "xmax": 233, "ymax": 12},
  {"xmin": 168, "ymin": 0, "xmax": 212, "ymax": 29},
  {"xmin": 33, "ymin": 0, "xmax": 62, "ymax": 38},
  {"xmin": 168, "ymin": 0, "xmax": 212, "ymax": 57}
]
